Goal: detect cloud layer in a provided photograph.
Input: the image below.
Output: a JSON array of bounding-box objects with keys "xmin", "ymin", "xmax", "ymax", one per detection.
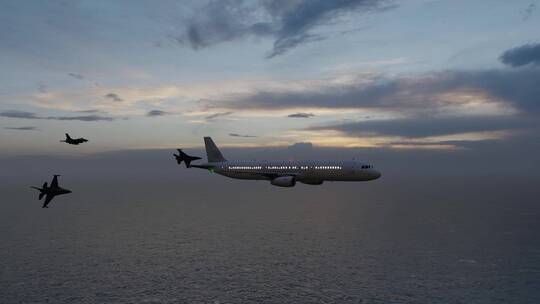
[
  {"xmin": 207, "ymin": 68, "xmax": 540, "ymax": 113},
  {"xmin": 309, "ymin": 115, "xmax": 538, "ymax": 138}
]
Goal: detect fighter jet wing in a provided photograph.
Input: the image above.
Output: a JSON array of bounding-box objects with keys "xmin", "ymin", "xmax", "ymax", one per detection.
[
  {"xmin": 42, "ymin": 194, "xmax": 54, "ymax": 208},
  {"xmin": 51, "ymin": 175, "xmax": 59, "ymax": 188}
]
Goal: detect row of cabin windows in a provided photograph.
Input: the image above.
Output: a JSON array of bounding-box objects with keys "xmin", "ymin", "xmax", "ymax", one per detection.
[
  {"xmin": 228, "ymin": 166, "xmax": 263, "ymax": 170},
  {"xmin": 226, "ymin": 165, "xmax": 343, "ymax": 170}
]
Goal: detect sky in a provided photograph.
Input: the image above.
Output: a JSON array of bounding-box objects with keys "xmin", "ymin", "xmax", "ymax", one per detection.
[
  {"xmin": 2, "ymin": 2, "xmax": 540, "ymax": 302},
  {"xmin": 1, "ymin": 0, "xmax": 539, "ymax": 157}
]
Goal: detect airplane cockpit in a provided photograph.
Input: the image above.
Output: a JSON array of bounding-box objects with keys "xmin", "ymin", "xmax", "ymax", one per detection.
[{"xmin": 360, "ymin": 164, "xmax": 373, "ymax": 169}]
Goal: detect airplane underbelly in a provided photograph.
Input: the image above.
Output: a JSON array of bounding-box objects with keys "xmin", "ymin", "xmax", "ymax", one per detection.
[
  {"xmin": 303, "ymin": 170, "xmax": 358, "ymax": 181},
  {"xmin": 218, "ymin": 171, "xmax": 267, "ymax": 180}
]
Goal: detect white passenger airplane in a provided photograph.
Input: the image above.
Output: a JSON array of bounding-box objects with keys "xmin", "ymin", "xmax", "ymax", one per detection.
[{"xmin": 175, "ymin": 137, "xmax": 381, "ymax": 187}]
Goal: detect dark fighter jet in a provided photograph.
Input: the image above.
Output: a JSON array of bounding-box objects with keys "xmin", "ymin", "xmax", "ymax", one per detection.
[
  {"xmin": 173, "ymin": 149, "xmax": 201, "ymax": 168},
  {"xmin": 61, "ymin": 133, "xmax": 88, "ymax": 145},
  {"xmin": 31, "ymin": 175, "xmax": 72, "ymax": 208}
]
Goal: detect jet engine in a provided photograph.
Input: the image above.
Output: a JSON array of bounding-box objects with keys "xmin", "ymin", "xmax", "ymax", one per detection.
[{"xmin": 270, "ymin": 176, "xmax": 296, "ymax": 187}]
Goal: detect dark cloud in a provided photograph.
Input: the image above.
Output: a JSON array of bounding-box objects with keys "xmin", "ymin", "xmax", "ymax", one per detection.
[
  {"xmin": 183, "ymin": 0, "xmax": 395, "ymax": 57},
  {"xmin": 500, "ymin": 43, "xmax": 540, "ymax": 67},
  {"xmin": 76, "ymin": 109, "xmax": 106, "ymax": 114},
  {"xmin": 309, "ymin": 115, "xmax": 539, "ymax": 138},
  {"xmin": 288, "ymin": 112, "xmax": 315, "ymax": 118},
  {"xmin": 183, "ymin": 1, "xmax": 274, "ymax": 50},
  {"xmin": 205, "ymin": 111, "xmax": 233, "ymax": 120},
  {"xmin": 1, "ymin": 110, "xmax": 114, "ymax": 122},
  {"xmin": 68, "ymin": 73, "xmax": 84, "ymax": 80},
  {"xmin": 147, "ymin": 110, "xmax": 171, "ymax": 117},
  {"xmin": 4, "ymin": 126, "xmax": 39, "ymax": 131},
  {"xmin": 104, "ymin": 93, "xmax": 123, "ymax": 102},
  {"xmin": 208, "ymin": 68, "xmax": 540, "ymax": 112},
  {"xmin": 267, "ymin": 0, "xmax": 396, "ymax": 58},
  {"xmin": 229, "ymin": 133, "xmax": 257, "ymax": 138}
]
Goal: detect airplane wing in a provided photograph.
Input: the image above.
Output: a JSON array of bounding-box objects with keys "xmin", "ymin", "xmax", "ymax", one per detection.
[
  {"xmin": 51, "ymin": 175, "xmax": 59, "ymax": 188},
  {"xmin": 42, "ymin": 194, "xmax": 54, "ymax": 208}
]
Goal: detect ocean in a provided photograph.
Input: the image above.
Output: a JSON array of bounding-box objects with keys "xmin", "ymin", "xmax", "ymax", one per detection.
[{"xmin": 1, "ymin": 151, "xmax": 539, "ymax": 303}]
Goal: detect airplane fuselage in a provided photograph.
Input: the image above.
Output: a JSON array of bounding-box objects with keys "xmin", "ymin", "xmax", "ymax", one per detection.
[
  {"xmin": 43, "ymin": 186, "xmax": 72, "ymax": 196},
  {"xmin": 180, "ymin": 137, "xmax": 381, "ymax": 187},
  {"xmin": 65, "ymin": 138, "xmax": 87, "ymax": 145},
  {"xmin": 199, "ymin": 160, "xmax": 381, "ymax": 185}
]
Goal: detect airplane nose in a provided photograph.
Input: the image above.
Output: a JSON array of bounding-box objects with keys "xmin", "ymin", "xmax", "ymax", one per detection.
[{"xmin": 373, "ymin": 170, "xmax": 381, "ymax": 179}]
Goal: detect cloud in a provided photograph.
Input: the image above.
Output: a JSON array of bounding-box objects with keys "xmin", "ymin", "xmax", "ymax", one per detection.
[
  {"xmin": 68, "ymin": 73, "xmax": 84, "ymax": 80},
  {"xmin": 308, "ymin": 115, "xmax": 539, "ymax": 138},
  {"xmin": 288, "ymin": 112, "xmax": 315, "ymax": 118},
  {"xmin": 182, "ymin": 0, "xmax": 396, "ymax": 57},
  {"xmin": 205, "ymin": 111, "xmax": 233, "ymax": 120},
  {"xmin": 229, "ymin": 133, "xmax": 257, "ymax": 138},
  {"xmin": 0, "ymin": 110, "xmax": 40, "ymax": 119},
  {"xmin": 4, "ymin": 126, "xmax": 40, "ymax": 131},
  {"xmin": 1, "ymin": 110, "xmax": 114, "ymax": 122},
  {"xmin": 147, "ymin": 110, "xmax": 171, "ymax": 117},
  {"xmin": 500, "ymin": 43, "xmax": 540, "ymax": 67},
  {"xmin": 206, "ymin": 68, "xmax": 540, "ymax": 112},
  {"xmin": 104, "ymin": 93, "xmax": 123, "ymax": 102}
]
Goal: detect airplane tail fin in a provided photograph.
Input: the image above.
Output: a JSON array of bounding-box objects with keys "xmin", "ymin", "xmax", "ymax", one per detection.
[
  {"xmin": 65, "ymin": 133, "xmax": 71, "ymax": 140},
  {"xmin": 204, "ymin": 137, "xmax": 226, "ymax": 162},
  {"xmin": 173, "ymin": 149, "xmax": 202, "ymax": 168}
]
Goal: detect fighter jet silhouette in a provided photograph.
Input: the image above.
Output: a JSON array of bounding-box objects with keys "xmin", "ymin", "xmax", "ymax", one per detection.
[
  {"xmin": 30, "ymin": 175, "xmax": 72, "ymax": 208},
  {"xmin": 173, "ymin": 149, "xmax": 201, "ymax": 168},
  {"xmin": 61, "ymin": 133, "xmax": 88, "ymax": 145}
]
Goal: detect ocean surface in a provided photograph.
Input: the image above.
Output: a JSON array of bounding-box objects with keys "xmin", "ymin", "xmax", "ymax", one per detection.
[{"xmin": 1, "ymin": 152, "xmax": 539, "ymax": 303}]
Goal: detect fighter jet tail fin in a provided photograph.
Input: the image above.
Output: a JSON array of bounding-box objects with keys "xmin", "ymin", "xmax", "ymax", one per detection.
[
  {"xmin": 204, "ymin": 137, "xmax": 226, "ymax": 162},
  {"xmin": 65, "ymin": 133, "xmax": 72, "ymax": 140},
  {"xmin": 173, "ymin": 149, "xmax": 202, "ymax": 168}
]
